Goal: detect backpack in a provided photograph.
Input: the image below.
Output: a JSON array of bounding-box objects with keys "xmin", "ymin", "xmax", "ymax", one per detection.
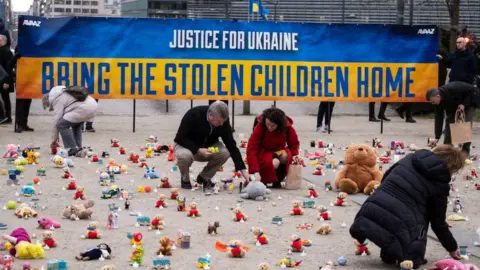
[{"xmin": 64, "ymin": 86, "xmax": 90, "ymax": 102}]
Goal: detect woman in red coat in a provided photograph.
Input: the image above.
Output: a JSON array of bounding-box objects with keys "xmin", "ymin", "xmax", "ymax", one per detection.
[{"xmin": 247, "ymin": 108, "xmax": 300, "ymax": 187}]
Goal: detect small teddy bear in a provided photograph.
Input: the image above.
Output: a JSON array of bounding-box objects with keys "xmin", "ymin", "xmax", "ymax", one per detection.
[
  {"xmin": 290, "ymin": 200, "xmax": 304, "ymax": 215},
  {"xmin": 170, "ymin": 188, "xmax": 179, "ymax": 200},
  {"xmin": 74, "ymin": 187, "xmax": 86, "ymax": 200},
  {"xmin": 334, "ymin": 192, "xmax": 348, "ymax": 206},
  {"xmin": 228, "ymin": 240, "xmax": 246, "ymax": 258},
  {"xmin": 317, "ymin": 205, "xmax": 331, "ymax": 220},
  {"xmin": 148, "ymin": 215, "xmax": 165, "ymax": 231},
  {"xmin": 307, "ymin": 183, "xmax": 318, "ymax": 198},
  {"xmin": 42, "ymin": 230, "xmax": 58, "ymax": 248},
  {"xmin": 84, "ymin": 222, "xmax": 101, "ymax": 239},
  {"xmin": 155, "ymin": 194, "xmax": 167, "ymax": 208},
  {"xmin": 187, "ymin": 202, "xmax": 200, "ymax": 218},
  {"xmin": 289, "ymin": 235, "xmax": 304, "ymax": 252},
  {"xmin": 316, "ymin": 223, "xmax": 332, "ymax": 235},
  {"xmin": 258, "ymin": 263, "xmax": 270, "ymax": 270},
  {"xmin": 156, "ymin": 236, "xmax": 172, "ymax": 256},
  {"xmin": 354, "ymin": 240, "xmax": 370, "ymax": 255},
  {"xmin": 233, "ymin": 207, "xmax": 247, "ymax": 222},
  {"xmin": 399, "ymin": 260, "xmax": 414, "ymax": 270},
  {"xmin": 252, "ymin": 227, "xmax": 268, "ymax": 245},
  {"xmin": 62, "ymin": 167, "xmax": 71, "ymax": 179},
  {"xmin": 208, "ymin": 221, "xmax": 220, "ymax": 235}
]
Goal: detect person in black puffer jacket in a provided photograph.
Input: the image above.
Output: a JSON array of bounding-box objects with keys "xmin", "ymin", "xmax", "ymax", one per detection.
[{"xmin": 349, "ymin": 144, "xmax": 465, "ymax": 269}]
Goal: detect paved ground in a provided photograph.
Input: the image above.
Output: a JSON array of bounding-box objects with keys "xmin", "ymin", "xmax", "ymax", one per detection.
[{"xmin": 0, "ymin": 114, "xmax": 479, "ymax": 269}]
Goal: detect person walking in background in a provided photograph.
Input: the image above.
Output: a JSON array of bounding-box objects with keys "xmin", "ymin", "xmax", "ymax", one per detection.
[
  {"xmin": 316, "ymin": 101, "xmax": 335, "ymax": 132},
  {"xmin": 368, "ymin": 102, "xmax": 389, "ymax": 122},
  {"xmin": 12, "ymin": 47, "xmax": 34, "ymax": 133},
  {"xmin": 247, "ymin": 107, "xmax": 300, "ymax": 188},
  {"xmin": 437, "ymin": 37, "xmax": 477, "ymax": 84},
  {"xmin": 0, "ymin": 35, "xmax": 13, "ymax": 125},
  {"xmin": 395, "ymin": 104, "xmax": 416, "ymax": 123},
  {"xmin": 0, "ymin": 19, "xmax": 11, "ymax": 48},
  {"xmin": 82, "ymin": 99, "xmax": 98, "ymax": 132}
]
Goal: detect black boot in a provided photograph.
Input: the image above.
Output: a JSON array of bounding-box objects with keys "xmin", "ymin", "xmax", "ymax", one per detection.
[
  {"xmin": 369, "ymin": 117, "xmax": 380, "ymax": 122},
  {"xmin": 273, "ymin": 164, "xmax": 286, "ymax": 188},
  {"xmin": 406, "ymin": 117, "xmax": 416, "ymax": 123},
  {"xmin": 378, "ymin": 115, "xmax": 391, "ymax": 121}
]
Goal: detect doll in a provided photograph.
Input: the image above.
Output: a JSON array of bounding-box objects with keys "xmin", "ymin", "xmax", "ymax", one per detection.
[
  {"xmin": 2, "ymin": 228, "xmax": 45, "ymax": 259},
  {"xmin": 252, "ymin": 227, "xmax": 268, "ymax": 245},
  {"xmin": 334, "ymin": 192, "xmax": 347, "ymax": 206},
  {"xmin": 74, "ymin": 187, "xmax": 86, "ymax": 200},
  {"xmin": 290, "ymin": 200, "xmax": 304, "ymax": 215},
  {"xmin": 155, "ymin": 194, "xmax": 167, "ymax": 208},
  {"xmin": 187, "ymin": 202, "xmax": 200, "ymax": 217},
  {"xmin": 233, "ymin": 207, "xmax": 247, "ymax": 222},
  {"xmin": 306, "ymin": 184, "xmax": 318, "ymax": 198},
  {"xmin": 42, "ymin": 231, "xmax": 57, "ymax": 248},
  {"xmin": 0, "ymin": 254, "xmax": 14, "ymax": 270},
  {"xmin": 75, "ymin": 243, "xmax": 111, "ymax": 261},
  {"xmin": 107, "ymin": 205, "xmax": 119, "ymax": 230}
]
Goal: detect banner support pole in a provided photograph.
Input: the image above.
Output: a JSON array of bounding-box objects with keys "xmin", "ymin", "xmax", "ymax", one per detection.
[
  {"xmin": 190, "ymin": 100, "xmax": 193, "ymax": 109},
  {"xmin": 380, "ymin": 117, "xmax": 384, "ymax": 134},
  {"xmin": 166, "ymin": 100, "xmax": 169, "ymax": 113},
  {"xmin": 133, "ymin": 99, "xmax": 136, "ymax": 133},
  {"xmin": 232, "ymin": 100, "xmax": 235, "ymax": 132},
  {"xmin": 327, "ymin": 102, "xmax": 331, "ymax": 134}
]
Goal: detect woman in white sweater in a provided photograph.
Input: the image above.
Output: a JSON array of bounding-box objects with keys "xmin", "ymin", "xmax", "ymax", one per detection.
[{"xmin": 42, "ymin": 86, "xmax": 98, "ymax": 156}]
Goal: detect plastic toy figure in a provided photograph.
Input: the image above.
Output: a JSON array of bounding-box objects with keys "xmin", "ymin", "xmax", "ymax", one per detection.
[
  {"xmin": 129, "ymin": 245, "xmax": 144, "ymax": 266},
  {"xmin": 22, "ymin": 184, "xmax": 36, "ymax": 197}
]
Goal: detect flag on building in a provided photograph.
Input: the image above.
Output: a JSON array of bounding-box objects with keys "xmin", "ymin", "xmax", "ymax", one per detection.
[{"xmin": 249, "ymin": 0, "xmax": 270, "ymax": 20}]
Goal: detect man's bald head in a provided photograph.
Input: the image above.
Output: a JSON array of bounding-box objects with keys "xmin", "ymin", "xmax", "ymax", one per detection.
[{"xmin": 456, "ymin": 37, "xmax": 466, "ymax": 50}]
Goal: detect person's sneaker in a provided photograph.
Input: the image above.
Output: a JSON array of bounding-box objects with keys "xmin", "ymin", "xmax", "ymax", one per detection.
[
  {"xmin": 24, "ymin": 126, "xmax": 34, "ymax": 131},
  {"xmin": 68, "ymin": 148, "xmax": 81, "ymax": 157},
  {"xmin": 85, "ymin": 127, "xmax": 96, "ymax": 132},
  {"xmin": 316, "ymin": 126, "xmax": 323, "ymax": 132},
  {"xmin": 406, "ymin": 118, "xmax": 416, "ymax": 123},
  {"xmin": 181, "ymin": 181, "xmax": 192, "ymax": 189},
  {"xmin": 272, "ymin": 181, "xmax": 282, "ymax": 188},
  {"xmin": 197, "ymin": 175, "xmax": 215, "ymax": 190},
  {"xmin": 0, "ymin": 118, "xmax": 10, "ymax": 124},
  {"xmin": 0, "ymin": 223, "xmax": 8, "ymax": 230}
]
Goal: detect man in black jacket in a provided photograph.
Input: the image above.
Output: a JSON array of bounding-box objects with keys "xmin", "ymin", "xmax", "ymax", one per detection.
[
  {"xmin": 350, "ymin": 145, "xmax": 463, "ymax": 268},
  {"xmin": 174, "ymin": 101, "xmax": 249, "ymax": 189},
  {"xmin": 437, "ymin": 37, "xmax": 477, "ymax": 84},
  {"xmin": 0, "ymin": 35, "xmax": 13, "ymax": 124},
  {"xmin": 426, "ymin": 81, "xmax": 475, "ymax": 154}
]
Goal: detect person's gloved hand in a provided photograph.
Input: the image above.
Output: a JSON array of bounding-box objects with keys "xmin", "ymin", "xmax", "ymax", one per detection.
[{"xmin": 449, "ymin": 249, "xmax": 462, "ymax": 260}]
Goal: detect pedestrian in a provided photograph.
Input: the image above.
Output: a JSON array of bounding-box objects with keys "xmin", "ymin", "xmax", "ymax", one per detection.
[
  {"xmin": 0, "ymin": 35, "xmax": 13, "ymax": 124},
  {"xmin": 12, "ymin": 46, "xmax": 34, "ymax": 132},
  {"xmin": 395, "ymin": 104, "xmax": 416, "ymax": 123},
  {"xmin": 173, "ymin": 101, "xmax": 248, "ymax": 189},
  {"xmin": 82, "ymin": 99, "xmax": 98, "ymax": 132},
  {"xmin": 247, "ymin": 107, "xmax": 300, "ymax": 188},
  {"xmin": 350, "ymin": 144, "xmax": 464, "ymax": 269},
  {"xmin": 42, "ymin": 85, "xmax": 98, "ymax": 156},
  {"xmin": 437, "ymin": 37, "xmax": 477, "ymax": 84},
  {"xmin": 368, "ymin": 102, "xmax": 388, "ymax": 122},
  {"xmin": 316, "ymin": 101, "xmax": 335, "ymax": 132},
  {"xmin": 426, "ymin": 81, "xmax": 475, "ymax": 154},
  {"xmin": 0, "ymin": 19, "xmax": 11, "ymax": 48}
]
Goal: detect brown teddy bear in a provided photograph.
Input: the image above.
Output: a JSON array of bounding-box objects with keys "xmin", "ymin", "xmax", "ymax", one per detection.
[
  {"xmin": 251, "ymin": 227, "xmax": 268, "ymax": 245},
  {"xmin": 258, "ymin": 263, "xmax": 270, "ymax": 270},
  {"xmin": 148, "ymin": 215, "xmax": 165, "ymax": 231},
  {"xmin": 316, "ymin": 223, "xmax": 332, "ymax": 235},
  {"xmin": 156, "ymin": 236, "xmax": 172, "ymax": 256},
  {"xmin": 101, "ymin": 265, "xmax": 116, "ymax": 270},
  {"xmin": 62, "ymin": 200, "xmax": 95, "ymax": 220},
  {"xmin": 42, "ymin": 230, "xmax": 58, "ymax": 248},
  {"xmin": 290, "ymin": 200, "xmax": 303, "ymax": 215},
  {"xmin": 187, "ymin": 202, "xmax": 200, "ymax": 218},
  {"xmin": 83, "ymin": 222, "xmax": 101, "ymax": 239},
  {"xmin": 74, "ymin": 187, "xmax": 86, "ymax": 200},
  {"xmin": 232, "ymin": 207, "xmax": 247, "ymax": 222},
  {"xmin": 15, "ymin": 203, "xmax": 38, "ymax": 219},
  {"xmin": 334, "ymin": 144, "xmax": 383, "ymax": 194}
]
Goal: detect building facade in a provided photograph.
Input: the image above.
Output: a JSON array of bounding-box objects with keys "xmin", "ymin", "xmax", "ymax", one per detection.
[
  {"xmin": 39, "ymin": 0, "xmax": 121, "ymax": 17},
  {"xmin": 122, "ymin": 0, "xmax": 187, "ymax": 18}
]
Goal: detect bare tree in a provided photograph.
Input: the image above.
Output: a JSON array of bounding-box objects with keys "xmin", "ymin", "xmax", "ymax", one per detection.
[{"xmin": 445, "ymin": 0, "xmax": 460, "ymax": 51}]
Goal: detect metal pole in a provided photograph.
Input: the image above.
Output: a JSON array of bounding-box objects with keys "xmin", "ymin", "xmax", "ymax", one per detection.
[
  {"xmin": 190, "ymin": 100, "xmax": 193, "ymax": 109},
  {"xmin": 327, "ymin": 102, "xmax": 331, "ymax": 134},
  {"xmin": 232, "ymin": 101, "xmax": 235, "ymax": 132},
  {"xmin": 409, "ymin": 0, "xmax": 413, "ymax": 26},
  {"xmin": 380, "ymin": 117, "xmax": 384, "ymax": 134},
  {"xmin": 133, "ymin": 99, "xmax": 136, "ymax": 133},
  {"xmin": 341, "ymin": 0, "xmax": 346, "ymax": 23},
  {"xmin": 166, "ymin": 100, "xmax": 169, "ymax": 113}
]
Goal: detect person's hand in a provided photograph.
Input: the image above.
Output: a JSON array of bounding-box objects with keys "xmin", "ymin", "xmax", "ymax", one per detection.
[
  {"xmin": 292, "ymin": 155, "xmax": 300, "ymax": 163},
  {"xmin": 449, "ymin": 250, "xmax": 462, "ymax": 260},
  {"xmin": 436, "ymin": 54, "xmax": 443, "ymax": 60},
  {"xmin": 240, "ymin": 169, "xmax": 250, "ymax": 183},
  {"xmin": 253, "ymin": 172, "xmax": 261, "ymax": 182},
  {"xmin": 458, "ymin": 104, "xmax": 465, "ymax": 111},
  {"xmin": 2, "ymin": 83, "xmax": 8, "ymax": 89},
  {"xmin": 197, "ymin": 148, "xmax": 212, "ymax": 158}
]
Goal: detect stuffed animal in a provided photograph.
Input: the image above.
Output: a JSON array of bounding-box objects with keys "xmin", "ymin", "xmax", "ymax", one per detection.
[
  {"xmin": 91, "ymin": 153, "xmax": 99, "ymax": 162},
  {"xmin": 155, "ymin": 194, "xmax": 167, "ymax": 208},
  {"xmin": 0, "ymin": 254, "xmax": 14, "ymax": 269},
  {"xmin": 317, "ymin": 205, "xmax": 331, "ymax": 220},
  {"xmin": 62, "ymin": 167, "xmax": 71, "ymax": 179},
  {"xmin": 37, "ymin": 217, "xmax": 61, "ymax": 229},
  {"xmin": 42, "ymin": 231, "xmax": 57, "ymax": 248},
  {"xmin": 83, "ymin": 222, "xmax": 101, "ymax": 239},
  {"xmin": 111, "ymin": 139, "xmax": 120, "ymax": 148},
  {"xmin": 334, "ymin": 144, "xmax": 383, "ymax": 194},
  {"xmin": 101, "ymin": 265, "xmax": 116, "ymax": 270},
  {"xmin": 61, "ymin": 200, "xmax": 95, "ymax": 220},
  {"xmin": 252, "ymin": 227, "xmax": 268, "ymax": 245},
  {"xmin": 170, "ymin": 188, "xmax": 179, "ymax": 200},
  {"xmin": 158, "ymin": 177, "xmax": 170, "ymax": 188},
  {"xmin": 148, "ymin": 215, "xmax": 165, "ymax": 231},
  {"xmin": 15, "ymin": 203, "xmax": 38, "ymax": 219},
  {"xmin": 3, "ymin": 144, "xmax": 18, "ymax": 158},
  {"xmin": 289, "ymin": 235, "xmax": 304, "ymax": 252},
  {"xmin": 145, "ymin": 146, "xmax": 153, "ymax": 158},
  {"xmin": 399, "ymin": 260, "xmax": 414, "ymax": 270},
  {"xmin": 276, "ymin": 257, "xmax": 302, "ymax": 268},
  {"xmin": 306, "ymin": 183, "xmax": 318, "ymax": 197},
  {"xmin": 156, "ymin": 236, "xmax": 173, "ymax": 256},
  {"xmin": 119, "ymin": 146, "xmax": 126, "ymax": 155},
  {"xmin": 429, "ymin": 259, "xmax": 479, "ymax": 270},
  {"xmin": 258, "ymin": 263, "xmax": 270, "ymax": 270},
  {"xmin": 208, "ymin": 221, "xmax": 220, "ymax": 235},
  {"xmin": 334, "ymin": 192, "xmax": 348, "ymax": 206},
  {"xmin": 240, "ymin": 179, "xmax": 271, "ymax": 201},
  {"xmin": 176, "ymin": 196, "xmax": 186, "ymax": 212},
  {"xmin": 66, "ymin": 178, "xmax": 77, "ymax": 190},
  {"xmin": 75, "ymin": 243, "xmax": 111, "ymax": 261},
  {"xmin": 290, "ymin": 200, "xmax": 304, "ymax": 215},
  {"xmin": 233, "ymin": 207, "xmax": 247, "ymax": 222},
  {"xmin": 354, "ymin": 240, "xmax": 370, "ymax": 255},
  {"xmin": 316, "ymin": 223, "xmax": 332, "ymax": 235},
  {"xmin": 187, "ymin": 202, "xmax": 200, "ymax": 217},
  {"xmin": 144, "ymin": 165, "xmax": 159, "ymax": 179},
  {"xmin": 74, "ymin": 187, "xmax": 86, "ymax": 200},
  {"xmin": 26, "ymin": 151, "xmax": 40, "ymax": 165},
  {"xmin": 128, "ymin": 152, "xmax": 139, "ymax": 163}
]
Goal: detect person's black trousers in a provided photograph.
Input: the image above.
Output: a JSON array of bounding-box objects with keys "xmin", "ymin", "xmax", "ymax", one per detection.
[
  {"xmin": 15, "ymin": 98, "xmax": 32, "ymax": 129},
  {"xmin": 396, "ymin": 103, "xmax": 413, "ymax": 119},
  {"xmin": 317, "ymin": 102, "xmax": 335, "ymax": 127},
  {"xmin": 0, "ymin": 91, "xmax": 11, "ymax": 120},
  {"xmin": 369, "ymin": 102, "xmax": 388, "ymax": 118},
  {"xmin": 208, "ymin": 100, "xmax": 229, "ymax": 105}
]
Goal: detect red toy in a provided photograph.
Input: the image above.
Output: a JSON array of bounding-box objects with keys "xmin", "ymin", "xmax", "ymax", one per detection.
[
  {"xmin": 233, "ymin": 207, "xmax": 247, "ymax": 222},
  {"xmin": 167, "ymin": 145, "xmax": 175, "ymax": 162},
  {"xmin": 111, "ymin": 139, "xmax": 120, "ymax": 148},
  {"xmin": 379, "ymin": 156, "xmax": 390, "ymax": 164},
  {"xmin": 91, "ymin": 154, "xmax": 99, "ymax": 162},
  {"xmin": 334, "ymin": 192, "xmax": 347, "ymax": 206},
  {"xmin": 355, "ymin": 241, "xmax": 371, "ymax": 255},
  {"xmin": 155, "ymin": 194, "xmax": 167, "ymax": 208},
  {"xmin": 307, "ymin": 184, "xmax": 318, "ymax": 197},
  {"xmin": 472, "ymin": 169, "xmax": 478, "ymax": 179},
  {"xmin": 290, "ymin": 236, "xmax": 304, "ymax": 252},
  {"xmin": 159, "ymin": 177, "xmax": 170, "ymax": 188},
  {"xmin": 187, "ymin": 202, "xmax": 200, "ymax": 217},
  {"xmin": 51, "ymin": 141, "xmax": 59, "ymax": 155},
  {"xmin": 67, "ymin": 178, "xmax": 76, "ymax": 190},
  {"xmin": 129, "ymin": 152, "xmax": 139, "ymax": 163},
  {"xmin": 119, "ymin": 147, "xmax": 126, "ymax": 155},
  {"xmin": 232, "ymin": 171, "xmax": 241, "ymax": 178},
  {"xmin": 74, "ymin": 187, "xmax": 85, "ymax": 200},
  {"xmin": 317, "ymin": 140, "xmax": 324, "ymax": 148},
  {"xmin": 290, "ymin": 201, "xmax": 304, "ymax": 215},
  {"xmin": 240, "ymin": 140, "xmax": 247, "ymax": 148},
  {"xmin": 170, "ymin": 188, "xmax": 179, "ymax": 200},
  {"xmin": 317, "ymin": 206, "xmax": 330, "ymax": 220},
  {"xmin": 43, "ymin": 231, "xmax": 57, "ymax": 248}
]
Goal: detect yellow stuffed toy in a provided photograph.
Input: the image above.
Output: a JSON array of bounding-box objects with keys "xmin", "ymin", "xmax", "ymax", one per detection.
[{"xmin": 16, "ymin": 241, "xmax": 45, "ymax": 259}]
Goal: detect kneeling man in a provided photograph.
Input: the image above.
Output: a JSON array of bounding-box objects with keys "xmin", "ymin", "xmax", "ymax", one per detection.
[{"xmin": 174, "ymin": 101, "xmax": 249, "ymax": 189}]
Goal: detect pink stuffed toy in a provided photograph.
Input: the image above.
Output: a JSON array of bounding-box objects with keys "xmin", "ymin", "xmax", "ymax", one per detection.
[
  {"xmin": 429, "ymin": 259, "xmax": 479, "ymax": 270},
  {"xmin": 3, "ymin": 144, "xmax": 18, "ymax": 158},
  {"xmin": 37, "ymin": 217, "xmax": 61, "ymax": 229}
]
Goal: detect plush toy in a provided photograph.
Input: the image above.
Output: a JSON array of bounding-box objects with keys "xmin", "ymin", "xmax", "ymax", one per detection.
[
  {"xmin": 83, "ymin": 222, "xmax": 101, "ymax": 239},
  {"xmin": 215, "ymin": 240, "xmax": 249, "ymax": 258},
  {"xmin": 111, "ymin": 139, "xmax": 120, "ymax": 148},
  {"xmin": 170, "ymin": 188, "xmax": 179, "ymax": 200},
  {"xmin": 127, "ymin": 232, "xmax": 143, "ymax": 246},
  {"xmin": 240, "ymin": 140, "xmax": 247, "ymax": 148},
  {"xmin": 372, "ymin": 137, "xmax": 382, "ymax": 148},
  {"xmin": 21, "ymin": 184, "xmax": 36, "ymax": 197},
  {"xmin": 156, "ymin": 236, "xmax": 173, "ymax": 256},
  {"xmin": 334, "ymin": 144, "xmax": 383, "ymax": 194},
  {"xmin": 316, "ymin": 223, "xmax": 332, "ymax": 235},
  {"xmin": 91, "ymin": 153, "xmax": 99, "ymax": 162},
  {"xmin": 61, "ymin": 200, "xmax": 95, "ymax": 220},
  {"xmin": 429, "ymin": 259, "xmax": 479, "ymax": 270},
  {"xmin": 74, "ymin": 187, "xmax": 86, "ymax": 200},
  {"xmin": 155, "ymin": 194, "xmax": 167, "ymax": 208},
  {"xmin": 399, "ymin": 260, "xmax": 414, "ymax": 270},
  {"xmin": 99, "ymin": 172, "xmax": 110, "ymax": 186},
  {"xmin": 3, "ymin": 144, "xmax": 18, "ymax": 158},
  {"xmin": 145, "ymin": 146, "xmax": 153, "ymax": 158},
  {"xmin": 289, "ymin": 235, "xmax": 304, "ymax": 252},
  {"xmin": 290, "ymin": 200, "xmax": 304, "ymax": 215},
  {"xmin": 167, "ymin": 145, "xmax": 175, "ymax": 161},
  {"xmin": 208, "ymin": 221, "xmax": 220, "ymax": 235},
  {"xmin": 37, "ymin": 217, "xmax": 61, "ymax": 229},
  {"xmin": 324, "ymin": 180, "xmax": 332, "ymax": 191},
  {"xmin": 158, "ymin": 177, "xmax": 170, "ymax": 188},
  {"xmin": 148, "ymin": 215, "xmax": 165, "ymax": 231},
  {"xmin": 26, "ymin": 151, "xmax": 40, "ymax": 165},
  {"xmin": 144, "ymin": 165, "xmax": 159, "ymax": 179},
  {"xmin": 176, "ymin": 196, "xmax": 186, "ymax": 212},
  {"xmin": 15, "ymin": 204, "xmax": 38, "ymax": 219},
  {"xmin": 334, "ymin": 192, "xmax": 348, "ymax": 206},
  {"xmin": 233, "ymin": 207, "xmax": 247, "ymax": 222},
  {"xmin": 119, "ymin": 147, "xmax": 126, "ymax": 155},
  {"xmin": 101, "ymin": 265, "xmax": 116, "ymax": 270},
  {"xmin": 75, "ymin": 243, "xmax": 111, "ymax": 261},
  {"xmin": 0, "ymin": 254, "xmax": 14, "ymax": 269},
  {"xmin": 317, "ymin": 205, "xmax": 331, "ymax": 220},
  {"xmin": 307, "ymin": 183, "xmax": 318, "ymax": 197},
  {"xmin": 252, "ymin": 227, "xmax": 268, "ymax": 245},
  {"xmin": 312, "ymin": 164, "xmax": 323, "ymax": 175},
  {"xmin": 66, "ymin": 178, "xmax": 77, "ymax": 190},
  {"xmin": 240, "ymin": 179, "xmax": 271, "ymax": 201},
  {"xmin": 128, "ymin": 152, "xmax": 139, "ymax": 163},
  {"xmin": 42, "ymin": 231, "xmax": 57, "ymax": 248},
  {"xmin": 277, "ymin": 257, "xmax": 302, "ymax": 268},
  {"xmin": 187, "ymin": 202, "xmax": 200, "ymax": 218},
  {"xmin": 62, "ymin": 167, "xmax": 71, "ymax": 179},
  {"xmin": 50, "ymin": 154, "xmax": 74, "ymax": 168},
  {"xmin": 391, "ymin": 141, "xmax": 405, "ymax": 150},
  {"xmin": 354, "ymin": 240, "xmax": 371, "ymax": 255}
]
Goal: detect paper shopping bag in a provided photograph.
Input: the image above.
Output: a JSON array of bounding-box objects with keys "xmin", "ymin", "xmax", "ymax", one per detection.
[
  {"xmin": 449, "ymin": 110, "xmax": 472, "ymax": 144},
  {"xmin": 284, "ymin": 164, "xmax": 302, "ymax": 190}
]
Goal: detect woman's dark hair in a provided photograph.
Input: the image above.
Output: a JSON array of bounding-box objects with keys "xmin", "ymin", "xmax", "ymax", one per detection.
[
  {"xmin": 261, "ymin": 107, "xmax": 287, "ymax": 132},
  {"xmin": 432, "ymin": 144, "xmax": 466, "ymax": 174}
]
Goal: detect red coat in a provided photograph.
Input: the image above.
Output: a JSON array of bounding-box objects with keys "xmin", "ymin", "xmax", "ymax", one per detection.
[{"xmin": 247, "ymin": 116, "xmax": 300, "ymax": 184}]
